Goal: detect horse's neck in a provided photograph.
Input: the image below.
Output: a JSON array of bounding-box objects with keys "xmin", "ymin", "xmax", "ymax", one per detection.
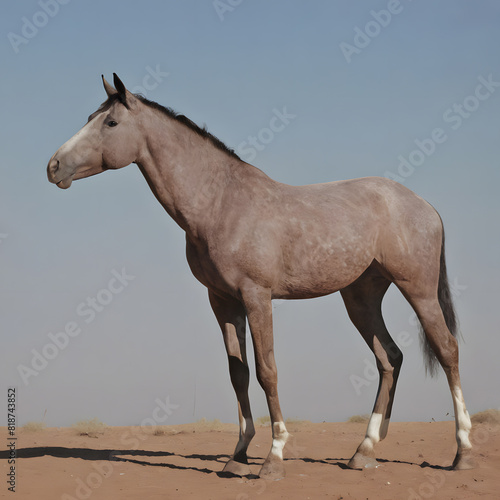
[{"xmin": 136, "ymin": 113, "xmax": 243, "ymax": 239}]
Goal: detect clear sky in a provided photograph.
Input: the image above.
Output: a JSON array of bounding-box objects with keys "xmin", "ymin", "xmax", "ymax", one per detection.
[{"xmin": 1, "ymin": 1, "xmax": 499, "ymax": 428}]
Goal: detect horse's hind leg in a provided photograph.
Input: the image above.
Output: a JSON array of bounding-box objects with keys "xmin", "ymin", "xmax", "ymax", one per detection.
[
  {"xmin": 396, "ymin": 283, "xmax": 474, "ymax": 470},
  {"xmin": 341, "ymin": 267, "xmax": 402, "ymax": 469},
  {"xmin": 209, "ymin": 290, "xmax": 255, "ymax": 476}
]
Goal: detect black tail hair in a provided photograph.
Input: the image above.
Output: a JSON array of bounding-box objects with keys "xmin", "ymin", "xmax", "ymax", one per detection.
[{"xmin": 421, "ymin": 229, "xmax": 459, "ymax": 377}]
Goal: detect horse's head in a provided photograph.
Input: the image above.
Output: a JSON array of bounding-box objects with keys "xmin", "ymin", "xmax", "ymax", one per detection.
[{"xmin": 47, "ymin": 74, "xmax": 142, "ymax": 189}]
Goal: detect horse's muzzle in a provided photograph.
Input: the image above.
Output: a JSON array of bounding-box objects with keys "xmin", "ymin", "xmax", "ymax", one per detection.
[{"xmin": 47, "ymin": 157, "xmax": 73, "ymax": 189}]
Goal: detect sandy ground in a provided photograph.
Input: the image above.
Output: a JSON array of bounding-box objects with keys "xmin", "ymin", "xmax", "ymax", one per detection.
[{"xmin": 1, "ymin": 419, "xmax": 499, "ymax": 499}]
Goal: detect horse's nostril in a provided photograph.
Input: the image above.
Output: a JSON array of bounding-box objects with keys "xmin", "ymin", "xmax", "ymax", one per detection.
[
  {"xmin": 47, "ymin": 157, "xmax": 61, "ymax": 182},
  {"xmin": 49, "ymin": 159, "xmax": 61, "ymax": 176}
]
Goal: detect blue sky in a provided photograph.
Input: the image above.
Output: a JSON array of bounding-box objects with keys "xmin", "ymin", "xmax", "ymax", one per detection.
[{"xmin": 1, "ymin": 1, "xmax": 499, "ymax": 427}]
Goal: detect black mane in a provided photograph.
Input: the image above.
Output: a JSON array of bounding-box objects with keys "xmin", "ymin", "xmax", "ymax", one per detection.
[
  {"xmin": 138, "ymin": 95, "xmax": 240, "ymax": 160},
  {"xmin": 90, "ymin": 94, "xmax": 240, "ymax": 160}
]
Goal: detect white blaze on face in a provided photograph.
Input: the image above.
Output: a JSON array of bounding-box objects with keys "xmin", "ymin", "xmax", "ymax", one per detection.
[
  {"xmin": 55, "ymin": 119, "xmax": 100, "ymax": 176},
  {"xmin": 58, "ymin": 125, "xmax": 90, "ymax": 157},
  {"xmin": 452, "ymin": 386, "xmax": 472, "ymax": 449},
  {"xmin": 271, "ymin": 421, "xmax": 289, "ymax": 459}
]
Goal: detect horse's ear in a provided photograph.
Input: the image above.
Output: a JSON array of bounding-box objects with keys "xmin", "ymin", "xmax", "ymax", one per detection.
[
  {"xmin": 113, "ymin": 73, "xmax": 127, "ymax": 96},
  {"xmin": 113, "ymin": 73, "xmax": 137, "ymax": 108},
  {"xmin": 102, "ymin": 75, "xmax": 117, "ymax": 97}
]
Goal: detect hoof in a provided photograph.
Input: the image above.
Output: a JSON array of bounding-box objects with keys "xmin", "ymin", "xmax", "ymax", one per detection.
[
  {"xmin": 222, "ymin": 459, "xmax": 252, "ymax": 477},
  {"xmin": 258, "ymin": 457, "xmax": 286, "ymax": 480},
  {"xmin": 452, "ymin": 451, "xmax": 476, "ymax": 470},
  {"xmin": 347, "ymin": 452, "xmax": 379, "ymax": 470}
]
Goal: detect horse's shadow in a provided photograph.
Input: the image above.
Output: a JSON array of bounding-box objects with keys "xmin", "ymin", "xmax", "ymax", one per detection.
[
  {"xmin": 0, "ymin": 447, "xmax": 452, "ymax": 477},
  {"xmin": 287, "ymin": 456, "xmax": 453, "ymax": 471},
  {"xmin": 0, "ymin": 447, "xmax": 229, "ymax": 476}
]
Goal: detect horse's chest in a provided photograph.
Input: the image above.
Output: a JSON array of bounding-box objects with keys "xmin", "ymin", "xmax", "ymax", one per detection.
[{"xmin": 185, "ymin": 239, "xmax": 235, "ymax": 295}]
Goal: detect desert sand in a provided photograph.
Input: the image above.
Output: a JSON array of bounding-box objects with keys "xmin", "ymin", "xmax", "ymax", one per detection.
[{"xmin": 1, "ymin": 417, "xmax": 499, "ymax": 499}]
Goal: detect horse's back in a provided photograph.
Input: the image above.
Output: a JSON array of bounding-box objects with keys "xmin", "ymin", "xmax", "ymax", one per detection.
[
  {"xmin": 282, "ymin": 176, "xmax": 438, "ymax": 234},
  {"xmin": 271, "ymin": 176, "xmax": 443, "ymax": 295}
]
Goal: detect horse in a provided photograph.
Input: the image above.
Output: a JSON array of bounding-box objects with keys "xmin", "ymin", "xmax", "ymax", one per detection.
[{"xmin": 47, "ymin": 74, "xmax": 474, "ymax": 478}]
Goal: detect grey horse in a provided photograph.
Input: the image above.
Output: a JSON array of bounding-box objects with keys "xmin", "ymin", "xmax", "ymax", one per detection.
[{"xmin": 47, "ymin": 74, "xmax": 474, "ymax": 479}]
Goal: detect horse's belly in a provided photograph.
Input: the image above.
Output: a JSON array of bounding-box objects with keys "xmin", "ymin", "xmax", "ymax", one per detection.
[{"xmin": 274, "ymin": 243, "xmax": 373, "ymax": 299}]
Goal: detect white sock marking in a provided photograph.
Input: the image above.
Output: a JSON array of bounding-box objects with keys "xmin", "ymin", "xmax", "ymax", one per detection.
[
  {"xmin": 366, "ymin": 412, "xmax": 383, "ymax": 444},
  {"xmin": 358, "ymin": 412, "xmax": 383, "ymax": 452},
  {"xmin": 271, "ymin": 421, "xmax": 289, "ymax": 459},
  {"xmin": 452, "ymin": 386, "xmax": 472, "ymax": 449}
]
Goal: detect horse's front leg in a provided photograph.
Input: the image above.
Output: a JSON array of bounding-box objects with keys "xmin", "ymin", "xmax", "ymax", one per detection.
[
  {"xmin": 208, "ymin": 290, "xmax": 255, "ymax": 476},
  {"xmin": 241, "ymin": 285, "xmax": 289, "ymax": 480}
]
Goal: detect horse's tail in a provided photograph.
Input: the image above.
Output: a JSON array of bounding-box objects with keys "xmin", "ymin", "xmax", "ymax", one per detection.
[{"xmin": 421, "ymin": 226, "xmax": 459, "ymax": 377}]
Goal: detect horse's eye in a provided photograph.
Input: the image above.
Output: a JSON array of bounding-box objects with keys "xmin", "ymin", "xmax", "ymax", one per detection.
[{"xmin": 108, "ymin": 120, "xmax": 118, "ymax": 127}]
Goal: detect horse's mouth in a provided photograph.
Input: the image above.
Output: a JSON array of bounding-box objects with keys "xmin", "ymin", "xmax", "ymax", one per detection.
[
  {"xmin": 56, "ymin": 176, "xmax": 73, "ymax": 189},
  {"xmin": 47, "ymin": 157, "xmax": 74, "ymax": 189}
]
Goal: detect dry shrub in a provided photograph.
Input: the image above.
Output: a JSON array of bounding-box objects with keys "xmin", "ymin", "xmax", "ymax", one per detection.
[
  {"xmin": 72, "ymin": 418, "xmax": 107, "ymax": 437},
  {"xmin": 23, "ymin": 421, "xmax": 47, "ymax": 432},
  {"xmin": 347, "ymin": 414, "xmax": 370, "ymax": 424},
  {"xmin": 285, "ymin": 417, "xmax": 307, "ymax": 424},
  {"xmin": 152, "ymin": 425, "xmax": 179, "ymax": 436},
  {"xmin": 285, "ymin": 417, "xmax": 311, "ymax": 432},
  {"xmin": 194, "ymin": 418, "xmax": 225, "ymax": 432},
  {"xmin": 256, "ymin": 415, "xmax": 271, "ymax": 427}
]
